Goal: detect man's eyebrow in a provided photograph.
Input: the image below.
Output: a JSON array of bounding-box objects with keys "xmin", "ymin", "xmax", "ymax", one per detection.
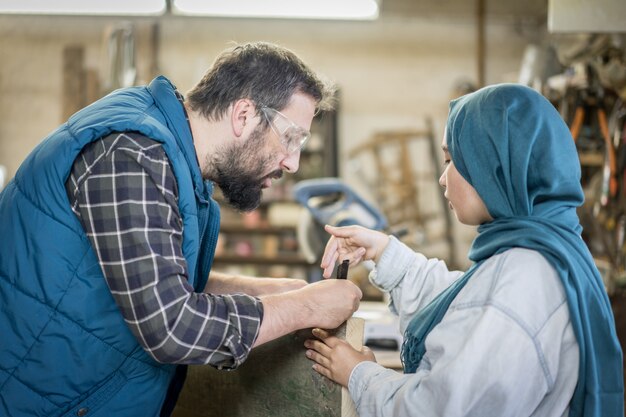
[{"xmin": 441, "ymin": 145, "xmax": 448, "ymax": 151}]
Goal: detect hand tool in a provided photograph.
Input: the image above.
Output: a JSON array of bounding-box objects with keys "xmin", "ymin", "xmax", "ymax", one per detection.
[{"xmin": 336, "ymin": 259, "xmax": 349, "ymax": 279}]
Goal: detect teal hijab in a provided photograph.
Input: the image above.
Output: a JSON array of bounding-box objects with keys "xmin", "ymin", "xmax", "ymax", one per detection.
[{"xmin": 401, "ymin": 84, "xmax": 623, "ymax": 416}]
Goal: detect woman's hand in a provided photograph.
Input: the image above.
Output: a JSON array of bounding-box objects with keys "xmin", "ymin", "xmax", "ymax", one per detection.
[
  {"xmin": 304, "ymin": 328, "xmax": 376, "ymax": 387},
  {"xmin": 320, "ymin": 225, "xmax": 390, "ymax": 278}
]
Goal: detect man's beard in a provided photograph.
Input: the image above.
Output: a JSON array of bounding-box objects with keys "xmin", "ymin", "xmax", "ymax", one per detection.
[{"xmin": 207, "ymin": 126, "xmax": 282, "ymax": 212}]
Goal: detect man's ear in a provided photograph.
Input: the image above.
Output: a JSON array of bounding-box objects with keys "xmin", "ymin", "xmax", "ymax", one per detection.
[{"xmin": 230, "ymin": 99, "xmax": 255, "ymax": 138}]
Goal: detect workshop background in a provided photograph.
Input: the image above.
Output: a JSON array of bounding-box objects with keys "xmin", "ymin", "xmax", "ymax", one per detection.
[{"xmin": 1, "ymin": 0, "xmax": 626, "ymax": 410}]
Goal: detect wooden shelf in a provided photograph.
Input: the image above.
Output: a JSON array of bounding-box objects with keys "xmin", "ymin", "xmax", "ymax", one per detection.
[{"xmin": 579, "ymin": 151, "xmax": 604, "ymax": 167}]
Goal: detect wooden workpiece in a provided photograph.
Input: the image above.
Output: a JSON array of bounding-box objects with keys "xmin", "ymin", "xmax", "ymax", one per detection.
[{"xmin": 172, "ymin": 317, "xmax": 364, "ymax": 417}]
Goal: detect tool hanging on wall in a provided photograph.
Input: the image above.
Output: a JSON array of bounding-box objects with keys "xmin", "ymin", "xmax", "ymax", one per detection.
[
  {"xmin": 102, "ymin": 22, "xmax": 137, "ymax": 93},
  {"xmin": 558, "ymin": 56, "xmax": 626, "ymax": 292}
]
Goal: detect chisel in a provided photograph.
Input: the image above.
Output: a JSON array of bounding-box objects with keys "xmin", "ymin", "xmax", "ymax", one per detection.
[{"xmin": 336, "ymin": 259, "xmax": 349, "ymax": 279}]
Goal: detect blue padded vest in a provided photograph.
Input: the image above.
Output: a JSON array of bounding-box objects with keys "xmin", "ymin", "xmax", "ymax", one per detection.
[{"xmin": 0, "ymin": 76, "xmax": 220, "ymax": 416}]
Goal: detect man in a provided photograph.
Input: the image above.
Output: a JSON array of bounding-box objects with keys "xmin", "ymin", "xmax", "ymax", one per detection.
[{"xmin": 0, "ymin": 42, "xmax": 362, "ymax": 416}]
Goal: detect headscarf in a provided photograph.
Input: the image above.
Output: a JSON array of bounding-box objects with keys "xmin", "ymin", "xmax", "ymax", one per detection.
[{"xmin": 401, "ymin": 83, "xmax": 623, "ymax": 416}]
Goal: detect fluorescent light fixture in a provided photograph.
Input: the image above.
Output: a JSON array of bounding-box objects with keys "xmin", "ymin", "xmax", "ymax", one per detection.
[
  {"xmin": 173, "ymin": 0, "xmax": 380, "ymax": 20},
  {"xmin": 0, "ymin": 0, "xmax": 379, "ymax": 19},
  {"xmin": 548, "ymin": 0, "xmax": 626, "ymax": 33},
  {"xmin": 0, "ymin": 0, "xmax": 166, "ymax": 15}
]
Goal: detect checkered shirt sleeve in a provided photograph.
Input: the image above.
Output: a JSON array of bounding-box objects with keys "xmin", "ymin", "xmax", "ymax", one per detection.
[{"xmin": 65, "ymin": 132, "xmax": 263, "ymax": 369}]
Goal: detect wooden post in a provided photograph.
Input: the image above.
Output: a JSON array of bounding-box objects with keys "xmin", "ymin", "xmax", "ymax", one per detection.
[
  {"xmin": 62, "ymin": 45, "xmax": 86, "ymax": 121},
  {"xmin": 84, "ymin": 69, "xmax": 101, "ymax": 106},
  {"xmin": 172, "ymin": 318, "xmax": 364, "ymax": 417},
  {"xmin": 476, "ymin": 0, "xmax": 486, "ymax": 88}
]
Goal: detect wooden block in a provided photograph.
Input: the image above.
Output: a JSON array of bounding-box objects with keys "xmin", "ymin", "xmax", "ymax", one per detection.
[{"xmin": 172, "ymin": 317, "xmax": 364, "ymax": 417}]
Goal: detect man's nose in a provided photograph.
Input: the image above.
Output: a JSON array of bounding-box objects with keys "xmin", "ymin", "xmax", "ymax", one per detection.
[{"xmin": 280, "ymin": 150, "xmax": 300, "ymax": 173}]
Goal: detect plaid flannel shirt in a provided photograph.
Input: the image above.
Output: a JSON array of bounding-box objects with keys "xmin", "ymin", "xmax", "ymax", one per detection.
[{"xmin": 65, "ymin": 132, "xmax": 262, "ymax": 369}]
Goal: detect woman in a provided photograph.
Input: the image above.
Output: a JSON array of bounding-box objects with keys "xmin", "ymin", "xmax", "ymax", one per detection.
[{"xmin": 304, "ymin": 84, "xmax": 623, "ymax": 416}]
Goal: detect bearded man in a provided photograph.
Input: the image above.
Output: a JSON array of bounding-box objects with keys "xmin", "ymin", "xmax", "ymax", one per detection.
[{"xmin": 0, "ymin": 42, "xmax": 362, "ymax": 417}]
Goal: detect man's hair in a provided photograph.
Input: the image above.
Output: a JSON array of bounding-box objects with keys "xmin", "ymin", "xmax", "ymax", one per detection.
[{"xmin": 186, "ymin": 42, "xmax": 336, "ymax": 122}]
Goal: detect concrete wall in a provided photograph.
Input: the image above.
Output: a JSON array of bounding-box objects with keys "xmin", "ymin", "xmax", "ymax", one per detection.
[{"xmin": 0, "ymin": 12, "xmax": 537, "ymax": 266}]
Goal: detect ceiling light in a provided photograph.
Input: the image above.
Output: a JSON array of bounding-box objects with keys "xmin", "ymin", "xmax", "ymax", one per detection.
[
  {"xmin": 0, "ymin": 0, "xmax": 166, "ymax": 15},
  {"xmin": 173, "ymin": 0, "xmax": 380, "ymax": 20}
]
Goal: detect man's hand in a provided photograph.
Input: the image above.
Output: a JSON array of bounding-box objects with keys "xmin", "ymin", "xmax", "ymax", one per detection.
[
  {"xmin": 253, "ymin": 279, "xmax": 362, "ymax": 347},
  {"xmin": 298, "ymin": 279, "xmax": 362, "ymax": 330},
  {"xmin": 304, "ymin": 328, "xmax": 376, "ymax": 387}
]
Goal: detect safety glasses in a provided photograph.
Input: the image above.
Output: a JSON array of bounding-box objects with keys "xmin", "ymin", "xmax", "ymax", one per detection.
[{"xmin": 259, "ymin": 105, "xmax": 311, "ymax": 154}]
